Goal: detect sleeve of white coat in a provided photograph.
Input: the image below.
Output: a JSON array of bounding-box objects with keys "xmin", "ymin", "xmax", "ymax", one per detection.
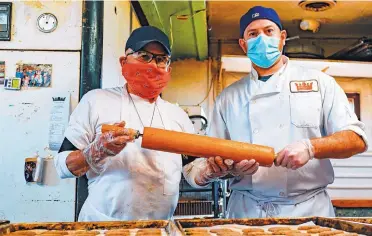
[
  {"xmin": 54, "ymin": 91, "xmax": 97, "ymax": 179},
  {"xmin": 322, "ymin": 76, "xmax": 369, "ymax": 150},
  {"xmin": 64, "ymin": 91, "xmax": 97, "ymax": 149},
  {"xmin": 183, "ymin": 98, "xmax": 230, "ymax": 188},
  {"xmin": 54, "ymin": 150, "xmax": 75, "ymax": 179},
  {"xmin": 207, "ymin": 98, "xmax": 231, "ymax": 140}
]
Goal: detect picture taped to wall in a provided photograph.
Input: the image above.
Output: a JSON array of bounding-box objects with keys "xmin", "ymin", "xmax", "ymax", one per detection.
[
  {"xmin": 0, "ymin": 61, "xmax": 4, "ymax": 85},
  {"xmin": 24, "ymin": 157, "xmax": 37, "ymax": 183},
  {"xmin": 16, "ymin": 64, "xmax": 52, "ymax": 88}
]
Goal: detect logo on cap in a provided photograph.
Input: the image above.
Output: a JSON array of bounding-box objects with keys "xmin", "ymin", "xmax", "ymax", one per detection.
[{"xmin": 252, "ymin": 13, "xmax": 259, "ymax": 18}]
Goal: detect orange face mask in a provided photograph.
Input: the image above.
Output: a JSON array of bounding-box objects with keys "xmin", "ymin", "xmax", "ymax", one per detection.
[{"xmin": 122, "ymin": 62, "xmax": 171, "ymax": 100}]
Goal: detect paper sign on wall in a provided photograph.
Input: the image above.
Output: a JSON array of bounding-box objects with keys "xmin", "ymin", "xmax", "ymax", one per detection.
[{"xmin": 48, "ymin": 93, "xmax": 70, "ymax": 151}]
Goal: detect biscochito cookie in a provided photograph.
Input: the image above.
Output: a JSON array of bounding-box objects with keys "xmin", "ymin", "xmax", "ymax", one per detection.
[
  {"xmin": 282, "ymin": 234, "xmax": 311, "ymax": 236},
  {"xmin": 214, "ymin": 233, "xmax": 242, "ymax": 235},
  {"xmin": 268, "ymin": 227, "xmax": 292, "ymax": 232},
  {"xmin": 243, "ymin": 232, "xmax": 272, "ymax": 236},
  {"xmin": 297, "ymin": 225, "xmax": 320, "ymax": 230},
  {"xmin": 318, "ymin": 230, "xmax": 345, "ymax": 236},
  {"xmin": 104, "ymin": 229, "xmax": 131, "ymax": 235},
  {"xmin": 272, "ymin": 230, "xmax": 302, "ymax": 235},
  {"xmin": 40, "ymin": 230, "xmax": 69, "ymax": 235},
  {"xmin": 243, "ymin": 228, "xmax": 265, "ymax": 233},
  {"xmin": 307, "ymin": 228, "xmax": 332, "ymax": 234},
  {"xmin": 73, "ymin": 231, "xmax": 100, "ymax": 235},
  {"xmin": 136, "ymin": 228, "xmax": 162, "ymax": 236},
  {"xmin": 334, "ymin": 234, "xmax": 358, "ymax": 236},
  {"xmin": 210, "ymin": 228, "xmax": 235, "ymax": 233}
]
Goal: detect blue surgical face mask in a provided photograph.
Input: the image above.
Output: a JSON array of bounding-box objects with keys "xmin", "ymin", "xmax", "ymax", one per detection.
[{"xmin": 246, "ymin": 34, "xmax": 282, "ymax": 69}]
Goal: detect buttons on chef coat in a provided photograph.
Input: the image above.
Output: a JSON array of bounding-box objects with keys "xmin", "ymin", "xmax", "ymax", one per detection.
[
  {"xmin": 279, "ymin": 124, "xmax": 284, "ymax": 129},
  {"xmin": 253, "ymin": 129, "xmax": 259, "ymax": 134}
]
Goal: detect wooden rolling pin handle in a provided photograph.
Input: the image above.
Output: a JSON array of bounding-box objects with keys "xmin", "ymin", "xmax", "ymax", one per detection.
[{"xmin": 101, "ymin": 124, "xmax": 141, "ymax": 139}]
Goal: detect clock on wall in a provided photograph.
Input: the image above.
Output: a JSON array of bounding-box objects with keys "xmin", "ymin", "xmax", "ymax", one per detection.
[{"xmin": 37, "ymin": 13, "xmax": 58, "ymax": 33}]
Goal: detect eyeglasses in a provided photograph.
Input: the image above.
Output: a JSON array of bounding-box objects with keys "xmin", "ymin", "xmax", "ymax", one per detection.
[{"xmin": 127, "ymin": 50, "xmax": 171, "ymax": 69}]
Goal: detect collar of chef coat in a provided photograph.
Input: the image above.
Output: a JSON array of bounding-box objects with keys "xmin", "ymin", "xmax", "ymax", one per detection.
[
  {"xmin": 249, "ymin": 56, "xmax": 290, "ymax": 100},
  {"xmin": 121, "ymin": 84, "xmax": 172, "ymax": 131}
]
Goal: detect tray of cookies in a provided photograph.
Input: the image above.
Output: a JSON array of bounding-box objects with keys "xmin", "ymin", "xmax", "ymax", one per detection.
[
  {"xmin": 334, "ymin": 218, "xmax": 372, "ymax": 225},
  {"xmin": 0, "ymin": 220, "xmax": 182, "ymax": 236},
  {"xmin": 175, "ymin": 217, "xmax": 372, "ymax": 236}
]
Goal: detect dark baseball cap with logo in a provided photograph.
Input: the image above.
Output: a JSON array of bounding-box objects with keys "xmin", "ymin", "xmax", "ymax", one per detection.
[
  {"xmin": 125, "ymin": 26, "xmax": 171, "ymax": 55},
  {"xmin": 239, "ymin": 6, "xmax": 282, "ymax": 37}
]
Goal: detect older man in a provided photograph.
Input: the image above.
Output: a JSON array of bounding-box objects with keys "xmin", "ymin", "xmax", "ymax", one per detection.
[
  {"xmin": 184, "ymin": 6, "xmax": 368, "ymax": 218},
  {"xmin": 55, "ymin": 26, "xmax": 195, "ymax": 221}
]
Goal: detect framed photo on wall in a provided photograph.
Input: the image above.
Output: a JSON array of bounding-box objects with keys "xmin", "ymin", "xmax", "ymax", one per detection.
[{"xmin": 346, "ymin": 93, "xmax": 361, "ymax": 121}]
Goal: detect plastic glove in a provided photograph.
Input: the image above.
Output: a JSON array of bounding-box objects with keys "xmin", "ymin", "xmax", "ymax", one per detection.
[
  {"xmin": 83, "ymin": 121, "xmax": 134, "ymax": 174},
  {"xmin": 275, "ymin": 139, "xmax": 314, "ymax": 170},
  {"xmin": 195, "ymin": 156, "xmax": 234, "ymax": 186},
  {"xmin": 229, "ymin": 159, "xmax": 259, "ymax": 177}
]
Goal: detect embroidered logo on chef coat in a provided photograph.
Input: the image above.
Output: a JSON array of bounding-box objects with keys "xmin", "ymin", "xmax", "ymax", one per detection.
[{"xmin": 290, "ymin": 80, "xmax": 319, "ymax": 93}]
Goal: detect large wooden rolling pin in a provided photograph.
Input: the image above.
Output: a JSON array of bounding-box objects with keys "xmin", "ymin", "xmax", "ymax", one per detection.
[{"xmin": 101, "ymin": 125, "xmax": 275, "ymax": 167}]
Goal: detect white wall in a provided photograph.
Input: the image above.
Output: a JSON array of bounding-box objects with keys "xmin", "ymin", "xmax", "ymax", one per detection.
[
  {"xmin": 162, "ymin": 59, "xmax": 214, "ymax": 119},
  {"xmin": 101, "ymin": 1, "xmax": 140, "ymax": 89},
  {"xmin": 0, "ymin": 1, "xmax": 82, "ymax": 222},
  {"xmin": 0, "ymin": 0, "xmax": 82, "ymax": 50},
  {"xmin": 328, "ymin": 77, "xmax": 372, "ymax": 198}
]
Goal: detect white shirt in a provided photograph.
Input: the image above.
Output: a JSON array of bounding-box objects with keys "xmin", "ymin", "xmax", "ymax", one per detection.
[
  {"xmin": 185, "ymin": 57, "xmax": 368, "ymax": 205},
  {"xmin": 55, "ymin": 86, "xmax": 194, "ymax": 221}
]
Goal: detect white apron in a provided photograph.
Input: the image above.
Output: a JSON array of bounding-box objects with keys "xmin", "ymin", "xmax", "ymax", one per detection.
[
  {"xmin": 78, "ymin": 90, "xmax": 182, "ymax": 221},
  {"xmin": 227, "ymin": 190, "xmax": 335, "ymax": 218}
]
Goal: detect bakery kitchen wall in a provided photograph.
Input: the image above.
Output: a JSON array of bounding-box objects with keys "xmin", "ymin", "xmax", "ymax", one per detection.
[{"xmin": 0, "ymin": 0, "xmax": 137, "ymax": 223}]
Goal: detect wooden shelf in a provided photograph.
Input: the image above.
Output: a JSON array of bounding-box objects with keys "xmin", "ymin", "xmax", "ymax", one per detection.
[{"xmin": 332, "ymin": 199, "xmax": 372, "ymax": 208}]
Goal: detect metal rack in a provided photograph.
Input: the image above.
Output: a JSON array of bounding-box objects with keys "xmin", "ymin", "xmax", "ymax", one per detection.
[{"xmin": 175, "ymin": 176, "xmax": 228, "ymax": 219}]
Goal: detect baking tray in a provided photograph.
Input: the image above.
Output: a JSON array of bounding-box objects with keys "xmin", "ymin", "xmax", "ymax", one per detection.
[
  {"xmin": 175, "ymin": 217, "xmax": 372, "ymax": 235},
  {"xmin": 0, "ymin": 220, "xmax": 182, "ymax": 235},
  {"xmin": 335, "ymin": 217, "xmax": 372, "ymax": 225},
  {"xmin": 0, "ymin": 222, "xmax": 9, "ymax": 226}
]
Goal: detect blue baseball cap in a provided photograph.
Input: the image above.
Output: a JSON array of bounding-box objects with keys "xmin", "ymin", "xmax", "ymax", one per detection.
[
  {"xmin": 125, "ymin": 26, "xmax": 171, "ymax": 55},
  {"xmin": 239, "ymin": 6, "xmax": 282, "ymax": 38}
]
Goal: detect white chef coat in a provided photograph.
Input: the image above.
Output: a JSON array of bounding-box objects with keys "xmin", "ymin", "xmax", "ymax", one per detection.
[
  {"xmin": 184, "ymin": 56, "xmax": 368, "ymax": 218},
  {"xmin": 55, "ymin": 85, "xmax": 194, "ymax": 221}
]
